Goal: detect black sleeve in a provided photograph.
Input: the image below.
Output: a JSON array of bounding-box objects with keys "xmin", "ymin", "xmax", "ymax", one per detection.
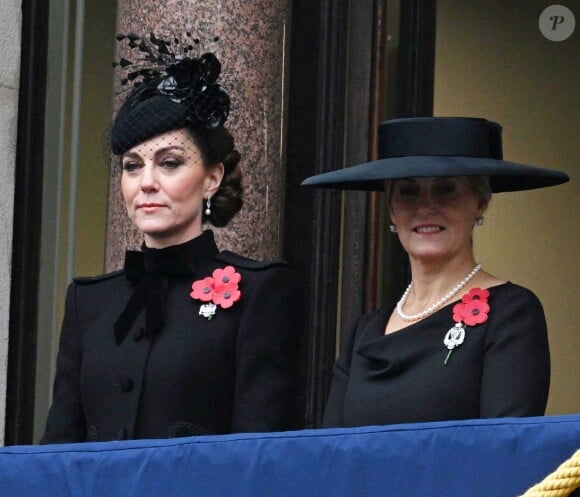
[
  {"xmin": 480, "ymin": 287, "xmax": 550, "ymax": 417},
  {"xmin": 231, "ymin": 266, "xmax": 304, "ymax": 432},
  {"xmin": 40, "ymin": 283, "xmax": 86, "ymax": 444},
  {"xmin": 321, "ymin": 315, "xmax": 362, "ymax": 428}
]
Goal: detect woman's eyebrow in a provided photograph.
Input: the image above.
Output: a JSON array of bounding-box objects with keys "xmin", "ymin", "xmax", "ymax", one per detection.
[
  {"xmin": 153, "ymin": 146, "xmax": 188, "ymax": 158},
  {"xmin": 122, "ymin": 151, "xmax": 141, "ymax": 160},
  {"xmin": 122, "ymin": 146, "xmax": 187, "ymax": 161}
]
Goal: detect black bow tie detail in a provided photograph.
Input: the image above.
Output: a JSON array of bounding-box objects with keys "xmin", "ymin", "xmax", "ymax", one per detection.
[
  {"xmin": 113, "ymin": 247, "xmax": 198, "ymax": 345},
  {"xmin": 113, "ymin": 231, "xmax": 220, "ymax": 345}
]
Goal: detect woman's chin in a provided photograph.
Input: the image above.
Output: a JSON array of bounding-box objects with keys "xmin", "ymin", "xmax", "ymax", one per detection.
[
  {"xmin": 141, "ymin": 225, "xmax": 203, "ymax": 248},
  {"xmin": 406, "ymin": 246, "xmax": 456, "ymax": 263}
]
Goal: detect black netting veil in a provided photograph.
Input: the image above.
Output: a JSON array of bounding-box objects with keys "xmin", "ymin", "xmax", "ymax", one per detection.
[{"xmin": 111, "ymin": 33, "xmax": 230, "ymax": 155}]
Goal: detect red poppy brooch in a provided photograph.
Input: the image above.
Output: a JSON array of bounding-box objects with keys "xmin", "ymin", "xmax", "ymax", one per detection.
[
  {"xmin": 443, "ymin": 288, "xmax": 490, "ymax": 364},
  {"xmin": 190, "ymin": 266, "xmax": 242, "ymax": 319}
]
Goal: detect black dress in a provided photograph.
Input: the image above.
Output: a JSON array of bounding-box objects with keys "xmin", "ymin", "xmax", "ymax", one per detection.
[
  {"xmin": 42, "ymin": 231, "xmax": 303, "ymax": 443},
  {"xmin": 323, "ymin": 283, "xmax": 550, "ymax": 428}
]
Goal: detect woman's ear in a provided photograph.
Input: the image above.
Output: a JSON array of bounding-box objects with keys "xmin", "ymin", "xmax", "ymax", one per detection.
[{"xmin": 205, "ymin": 163, "xmax": 225, "ymax": 196}]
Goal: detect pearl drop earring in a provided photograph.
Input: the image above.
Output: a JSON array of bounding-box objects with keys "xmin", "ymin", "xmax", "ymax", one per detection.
[{"xmin": 205, "ymin": 197, "xmax": 212, "ymax": 216}]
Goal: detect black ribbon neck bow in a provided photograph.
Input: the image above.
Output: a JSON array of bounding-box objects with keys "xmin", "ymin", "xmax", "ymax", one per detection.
[{"xmin": 113, "ymin": 231, "xmax": 219, "ymax": 345}]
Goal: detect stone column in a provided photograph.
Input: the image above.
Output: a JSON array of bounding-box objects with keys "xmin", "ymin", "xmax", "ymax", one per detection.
[{"xmin": 105, "ymin": 0, "xmax": 291, "ymax": 270}]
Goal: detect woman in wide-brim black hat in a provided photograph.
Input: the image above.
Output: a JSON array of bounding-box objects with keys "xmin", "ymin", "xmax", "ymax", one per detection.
[
  {"xmin": 41, "ymin": 34, "xmax": 303, "ymax": 444},
  {"xmin": 302, "ymin": 116, "xmax": 569, "ymax": 427}
]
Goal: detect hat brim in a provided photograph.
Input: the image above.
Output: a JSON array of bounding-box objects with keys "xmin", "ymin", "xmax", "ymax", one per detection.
[{"xmin": 300, "ymin": 156, "xmax": 570, "ymax": 192}]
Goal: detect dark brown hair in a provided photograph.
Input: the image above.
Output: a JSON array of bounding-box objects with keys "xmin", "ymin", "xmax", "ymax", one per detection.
[{"xmin": 189, "ymin": 126, "xmax": 243, "ymax": 227}]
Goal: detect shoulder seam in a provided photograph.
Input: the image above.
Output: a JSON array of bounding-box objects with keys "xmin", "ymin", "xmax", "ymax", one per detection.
[
  {"xmin": 73, "ymin": 269, "xmax": 125, "ymax": 284},
  {"xmin": 215, "ymin": 250, "xmax": 289, "ymax": 270}
]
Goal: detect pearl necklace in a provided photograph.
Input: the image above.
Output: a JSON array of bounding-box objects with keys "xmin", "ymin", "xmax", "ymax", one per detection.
[{"xmin": 396, "ymin": 264, "xmax": 482, "ymax": 321}]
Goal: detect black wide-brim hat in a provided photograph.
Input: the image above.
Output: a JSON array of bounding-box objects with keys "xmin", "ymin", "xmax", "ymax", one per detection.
[{"xmin": 301, "ymin": 117, "xmax": 570, "ymax": 192}]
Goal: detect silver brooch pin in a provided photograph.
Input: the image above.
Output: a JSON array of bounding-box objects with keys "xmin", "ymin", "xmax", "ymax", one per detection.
[
  {"xmin": 443, "ymin": 323, "xmax": 466, "ymax": 364},
  {"xmin": 199, "ymin": 303, "xmax": 217, "ymax": 320}
]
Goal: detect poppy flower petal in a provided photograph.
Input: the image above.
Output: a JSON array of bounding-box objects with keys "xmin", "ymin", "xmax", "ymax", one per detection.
[
  {"xmin": 190, "ymin": 277, "xmax": 216, "ymax": 302},
  {"xmin": 462, "ymin": 287, "xmax": 490, "ymax": 303}
]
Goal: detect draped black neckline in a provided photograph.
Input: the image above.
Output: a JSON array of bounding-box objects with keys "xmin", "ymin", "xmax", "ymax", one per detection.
[{"xmin": 113, "ymin": 230, "xmax": 219, "ymax": 345}]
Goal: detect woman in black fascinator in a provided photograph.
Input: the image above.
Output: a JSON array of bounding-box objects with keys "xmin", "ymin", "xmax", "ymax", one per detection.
[
  {"xmin": 42, "ymin": 33, "xmax": 303, "ymax": 443},
  {"xmin": 302, "ymin": 116, "xmax": 569, "ymax": 427}
]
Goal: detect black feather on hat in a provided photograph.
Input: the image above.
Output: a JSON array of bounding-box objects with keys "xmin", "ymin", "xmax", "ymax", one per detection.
[
  {"xmin": 301, "ymin": 117, "xmax": 569, "ymax": 193},
  {"xmin": 111, "ymin": 33, "xmax": 230, "ymax": 155}
]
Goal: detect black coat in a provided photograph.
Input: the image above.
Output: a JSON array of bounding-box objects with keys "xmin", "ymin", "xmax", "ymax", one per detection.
[
  {"xmin": 323, "ymin": 283, "xmax": 550, "ymax": 427},
  {"xmin": 42, "ymin": 231, "xmax": 303, "ymax": 443}
]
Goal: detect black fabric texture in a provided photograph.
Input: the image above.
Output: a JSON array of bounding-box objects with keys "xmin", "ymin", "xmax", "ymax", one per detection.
[
  {"xmin": 41, "ymin": 231, "xmax": 304, "ymax": 443},
  {"xmin": 322, "ymin": 283, "xmax": 550, "ymax": 428}
]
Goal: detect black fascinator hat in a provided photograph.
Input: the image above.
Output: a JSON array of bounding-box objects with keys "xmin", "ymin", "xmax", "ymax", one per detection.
[
  {"xmin": 111, "ymin": 33, "xmax": 230, "ymax": 155},
  {"xmin": 301, "ymin": 117, "xmax": 569, "ymax": 193}
]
